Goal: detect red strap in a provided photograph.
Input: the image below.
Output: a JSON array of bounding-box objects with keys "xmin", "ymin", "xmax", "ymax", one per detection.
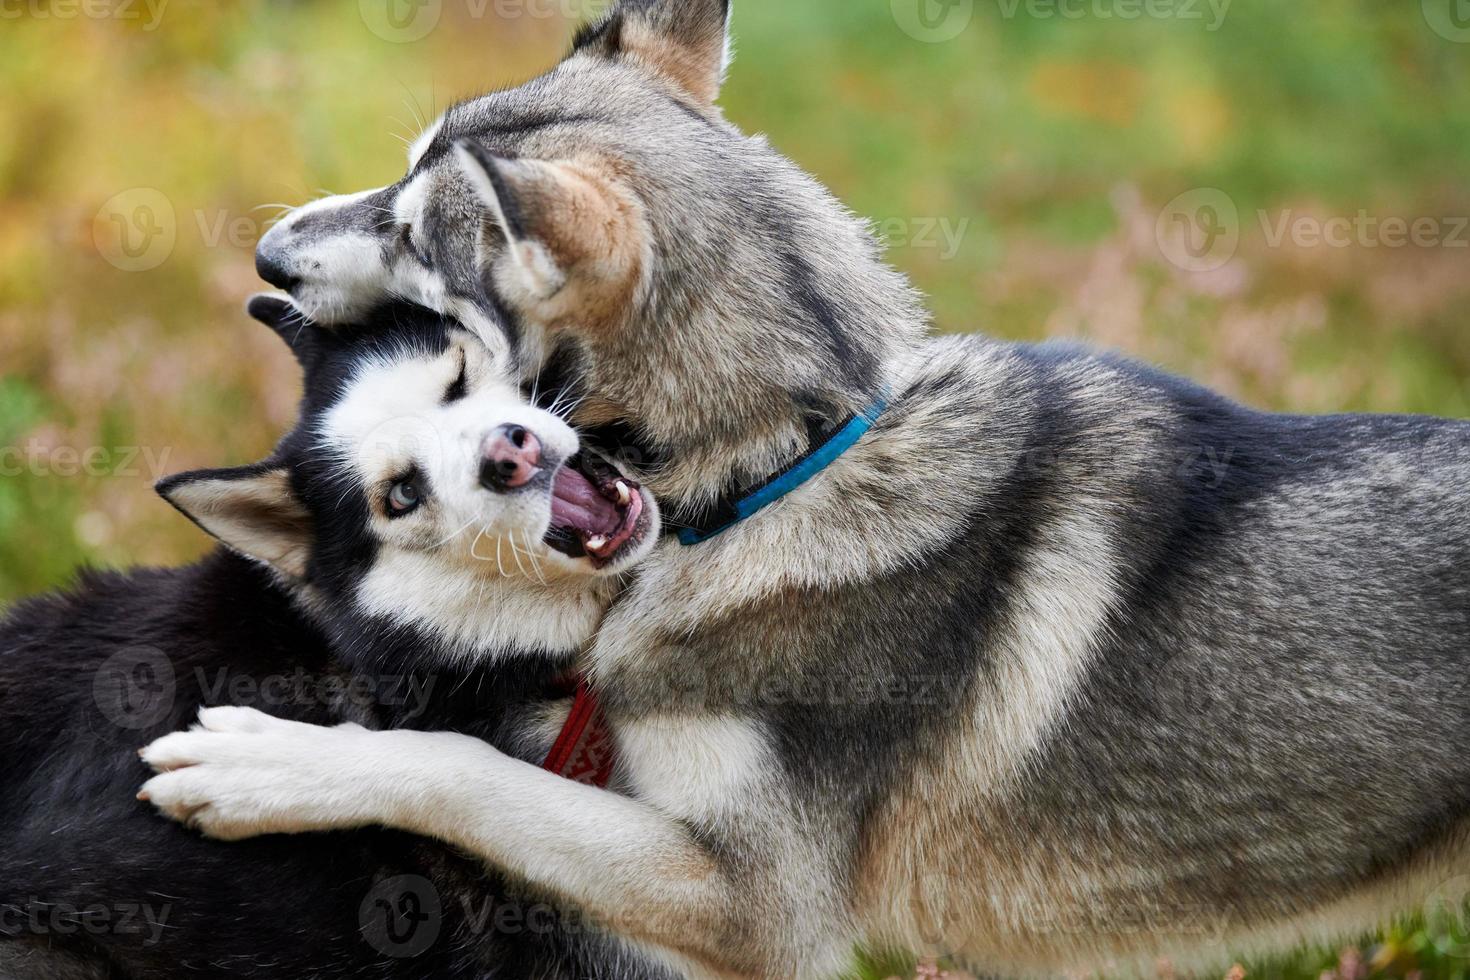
[{"xmin": 541, "ymin": 680, "xmax": 615, "ymax": 788}]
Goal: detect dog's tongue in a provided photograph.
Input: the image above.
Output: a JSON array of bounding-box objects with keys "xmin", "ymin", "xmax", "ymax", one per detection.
[{"xmin": 551, "ymin": 467, "xmax": 621, "ymax": 536}]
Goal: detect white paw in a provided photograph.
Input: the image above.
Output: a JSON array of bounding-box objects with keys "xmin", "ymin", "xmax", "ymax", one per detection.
[{"xmin": 138, "ymin": 706, "xmax": 388, "ymax": 841}]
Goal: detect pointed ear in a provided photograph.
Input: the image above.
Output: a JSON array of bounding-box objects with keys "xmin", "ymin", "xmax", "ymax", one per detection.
[
  {"xmin": 157, "ymin": 466, "xmax": 312, "ymax": 580},
  {"xmin": 455, "ymin": 143, "xmax": 569, "ymax": 299},
  {"xmin": 454, "ymin": 141, "xmax": 645, "ymax": 321},
  {"xmin": 247, "ymin": 293, "xmax": 321, "ymax": 368},
  {"xmin": 574, "ymin": 0, "xmax": 732, "ymax": 106}
]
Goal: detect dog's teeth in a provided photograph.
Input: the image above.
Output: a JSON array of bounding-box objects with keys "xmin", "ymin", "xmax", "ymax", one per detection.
[
  {"xmin": 615, "ymin": 481, "xmax": 631, "ymax": 506},
  {"xmin": 586, "ymin": 535, "xmax": 609, "ymax": 553}
]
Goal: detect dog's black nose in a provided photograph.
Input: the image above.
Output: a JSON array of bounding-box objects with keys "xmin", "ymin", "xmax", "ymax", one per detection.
[
  {"xmin": 480, "ymin": 425, "xmax": 543, "ymax": 491},
  {"xmin": 255, "ymin": 250, "xmax": 300, "ymax": 292}
]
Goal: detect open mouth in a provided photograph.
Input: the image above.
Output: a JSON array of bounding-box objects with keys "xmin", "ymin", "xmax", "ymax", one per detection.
[{"xmin": 544, "ymin": 453, "xmax": 645, "ymax": 568}]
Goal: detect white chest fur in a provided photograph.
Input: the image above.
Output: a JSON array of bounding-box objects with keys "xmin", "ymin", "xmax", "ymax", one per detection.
[{"xmin": 617, "ymin": 713, "xmax": 774, "ymax": 824}]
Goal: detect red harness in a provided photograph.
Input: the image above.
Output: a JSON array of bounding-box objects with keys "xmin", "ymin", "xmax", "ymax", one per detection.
[{"xmin": 541, "ymin": 679, "xmax": 615, "ymax": 788}]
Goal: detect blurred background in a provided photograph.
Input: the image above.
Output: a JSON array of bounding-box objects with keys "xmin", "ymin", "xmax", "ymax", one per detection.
[{"xmin": 1, "ymin": 0, "xmax": 1468, "ymax": 976}]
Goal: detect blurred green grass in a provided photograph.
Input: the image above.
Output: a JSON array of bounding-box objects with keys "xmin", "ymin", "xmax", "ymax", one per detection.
[{"xmin": 1, "ymin": 1, "xmax": 1468, "ymax": 976}]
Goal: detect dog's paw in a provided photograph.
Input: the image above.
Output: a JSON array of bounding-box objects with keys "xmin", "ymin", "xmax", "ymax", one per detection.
[
  {"xmin": 138, "ymin": 707, "xmax": 387, "ymax": 841},
  {"xmin": 196, "ymin": 704, "xmax": 294, "ymax": 734}
]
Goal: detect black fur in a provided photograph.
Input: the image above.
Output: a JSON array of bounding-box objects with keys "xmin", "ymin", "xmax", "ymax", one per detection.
[
  {"xmin": 0, "ymin": 304, "xmax": 672, "ymax": 980},
  {"xmin": 571, "ymin": 11, "xmax": 624, "ymax": 56}
]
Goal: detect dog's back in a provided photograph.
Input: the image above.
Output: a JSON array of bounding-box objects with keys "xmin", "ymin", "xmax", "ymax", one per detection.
[{"xmin": 849, "ymin": 337, "xmax": 1470, "ymax": 974}]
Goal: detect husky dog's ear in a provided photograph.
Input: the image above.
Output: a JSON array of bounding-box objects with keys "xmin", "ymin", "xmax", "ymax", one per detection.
[
  {"xmin": 573, "ymin": 0, "xmax": 732, "ymax": 106},
  {"xmin": 157, "ymin": 466, "xmax": 312, "ymax": 580},
  {"xmin": 247, "ymin": 293, "xmax": 320, "ymax": 367},
  {"xmin": 454, "ymin": 140, "xmax": 644, "ymax": 324}
]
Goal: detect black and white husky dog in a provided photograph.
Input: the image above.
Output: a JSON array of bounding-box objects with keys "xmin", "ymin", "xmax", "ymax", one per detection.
[
  {"xmin": 137, "ymin": 1, "xmax": 1470, "ymax": 977},
  {"xmin": 0, "ymin": 296, "xmax": 666, "ymax": 979}
]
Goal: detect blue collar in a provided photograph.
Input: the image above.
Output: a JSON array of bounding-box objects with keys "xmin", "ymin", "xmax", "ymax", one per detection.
[{"xmin": 676, "ymin": 393, "xmax": 889, "ymax": 546}]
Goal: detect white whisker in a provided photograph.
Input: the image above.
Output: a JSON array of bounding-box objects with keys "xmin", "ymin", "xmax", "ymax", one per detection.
[
  {"xmin": 435, "ymin": 517, "xmax": 479, "ymax": 550},
  {"xmin": 470, "ymin": 526, "xmax": 496, "ymax": 565},
  {"xmin": 508, "ymin": 534, "xmax": 531, "ymax": 581},
  {"xmin": 521, "ymin": 530, "xmax": 548, "ymax": 586},
  {"xmin": 546, "ymin": 389, "xmax": 586, "ymax": 423},
  {"xmin": 398, "ymin": 81, "xmax": 427, "ymax": 133}
]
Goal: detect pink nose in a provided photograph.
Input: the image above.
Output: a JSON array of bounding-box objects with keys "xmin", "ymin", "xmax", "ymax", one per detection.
[{"xmin": 480, "ymin": 425, "xmax": 542, "ymax": 491}]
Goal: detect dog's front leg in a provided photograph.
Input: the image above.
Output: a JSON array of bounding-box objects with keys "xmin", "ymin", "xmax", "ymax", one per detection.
[
  {"xmin": 140, "ymin": 706, "xmax": 405, "ymax": 838},
  {"xmin": 140, "ymin": 706, "xmax": 740, "ymax": 970},
  {"xmin": 385, "ymin": 726, "xmax": 744, "ymax": 968}
]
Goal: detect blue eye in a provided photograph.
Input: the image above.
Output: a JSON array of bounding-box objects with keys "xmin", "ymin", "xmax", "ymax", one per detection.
[{"xmin": 387, "ymin": 479, "xmax": 422, "ymax": 516}]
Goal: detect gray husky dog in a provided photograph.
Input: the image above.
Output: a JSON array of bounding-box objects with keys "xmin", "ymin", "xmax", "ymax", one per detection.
[{"xmin": 139, "ymin": 1, "xmax": 1470, "ymax": 976}]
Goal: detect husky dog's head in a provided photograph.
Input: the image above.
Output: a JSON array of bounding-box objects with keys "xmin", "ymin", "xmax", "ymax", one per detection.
[
  {"xmin": 255, "ymin": 0, "xmax": 926, "ymax": 515},
  {"xmin": 158, "ymin": 296, "xmax": 658, "ymax": 662}
]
